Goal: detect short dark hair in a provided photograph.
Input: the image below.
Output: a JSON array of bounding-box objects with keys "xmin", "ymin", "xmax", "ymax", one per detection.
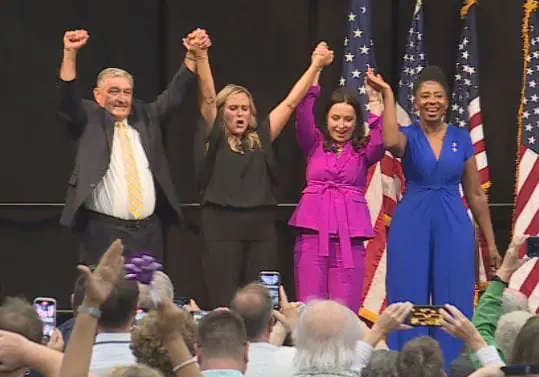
[
  {"xmin": 397, "ymin": 336, "xmax": 444, "ymax": 377},
  {"xmin": 98, "ymin": 277, "xmax": 139, "ymax": 330},
  {"xmin": 413, "ymin": 65, "xmax": 450, "ymax": 97},
  {"xmin": 0, "ymin": 297, "xmax": 43, "ymax": 343},
  {"xmin": 323, "ymin": 87, "xmax": 369, "ymax": 152},
  {"xmin": 198, "ymin": 310, "xmax": 247, "ymax": 361},
  {"xmin": 363, "ymin": 350, "xmax": 399, "ymax": 377},
  {"xmin": 230, "ymin": 283, "xmax": 273, "ymax": 341},
  {"xmin": 511, "ymin": 316, "xmax": 539, "ymax": 364}
]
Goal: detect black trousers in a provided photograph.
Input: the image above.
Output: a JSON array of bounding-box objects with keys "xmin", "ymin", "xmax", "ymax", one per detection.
[
  {"xmin": 201, "ymin": 205, "xmax": 277, "ymax": 308},
  {"xmin": 78, "ymin": 211, "xmax": 163, "ymax": 266}
]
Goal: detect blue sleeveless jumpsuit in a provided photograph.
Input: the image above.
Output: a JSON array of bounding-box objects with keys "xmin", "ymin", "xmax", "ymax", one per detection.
[{"xmin": 387, "ymin": 123, "xmax": 476, "ymax": 367}]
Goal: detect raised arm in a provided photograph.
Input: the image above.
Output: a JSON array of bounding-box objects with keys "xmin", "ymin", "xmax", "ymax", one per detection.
[
  {"xmin": 60, "ymin": 240, "xmax": 125, "ymax": 377},
  {"xmin": 184, "ymin": 29, "xmax": 216, "ymax": 132},
  {"xmin": 363, "ymin": 78, "xmax": 385, "ymax": 166},
  {"xmin": 295, "ymin": 80, "xmax": 321, "ymax": 155},
  {"xmin": 148, "ymin": 37, "xmax": 198, "ymax": 123},
  {"xmin": 268, "ymin": 42, "xmax": 334, "ymax": 141},
  {"xmin": 58, "ymin": 30, "xmax": 90, "ymax": 139},
  {"xmin": 366, "ymin": 68, "xmax": 406, "ymax": 156}
]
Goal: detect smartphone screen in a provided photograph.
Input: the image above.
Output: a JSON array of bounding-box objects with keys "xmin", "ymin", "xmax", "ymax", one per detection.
[
  {"xmin": 192, "ymin": 310, "xmax": 209, "ymax": 323},
  {"xmin": 259, "ymin": 271, "xmax": 281, "ymax": 309},
  {"xmin": 33, "ymin": 297, "xmax": 57, "ymax": 340},
  {"xmin": 527, "ymin": 236, "xmax": 539, "ymax": 258},
  {"xmin": 174, "ymin": 297, "xmax": 191, "ymax": 308},
  {"xmin": 501, "ymin": 364, "xmax": 539, "ymax": 375},
  {"xmin": 405, "ymin": 305, "xmax": 444, "ymax": 327},
  {"xmin": 135, "ymin": 308, "xmax": 148, "ymax": 323}
]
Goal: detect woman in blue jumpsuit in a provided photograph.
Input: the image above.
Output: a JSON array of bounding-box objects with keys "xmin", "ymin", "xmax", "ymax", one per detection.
[{"xmin": 366, "ymin": 66, "xmax": 501, "ymax": 367}]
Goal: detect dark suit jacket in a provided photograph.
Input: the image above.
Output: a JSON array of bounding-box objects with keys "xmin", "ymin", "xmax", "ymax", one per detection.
[{"xmin": 57, "ymin": 64, "xmax": 197, "ymax": 229}]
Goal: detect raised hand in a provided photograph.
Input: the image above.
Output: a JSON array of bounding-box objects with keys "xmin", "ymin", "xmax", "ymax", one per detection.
[
  {"xmin": 273, "ymin": 286, "xmax": 303, "ymax": 333},
  {"xmin": 366, "ymin": 67, "xmax": 391, "ymax": 94},
  {"xmin": 46, "ymin": 328, "xmax": 65, "ymax": 352},
  {"xmin": 155, "ymin": 300, "xmax": 190, "ymax": 341},
  {"xmin": 311, "ymin": 41, "xmax": 334, "ymax": 69},
  {"xmin": 496, "ymin": 234, "xmax": 530, "ymax": 281},
  {"xmin": 183, "ymin": 28, "xmax": 212, "ymax": 57},
  {"xmin": 77, "ymin": 239, "xmax": 125, "ymax": 307},
  {"xmin": 63, "ymin": 30, "xmax": 89, "ymax": 52},
  {"xmin": 440, "ymin": 304, "xmax": 484, "ymax": 350}
]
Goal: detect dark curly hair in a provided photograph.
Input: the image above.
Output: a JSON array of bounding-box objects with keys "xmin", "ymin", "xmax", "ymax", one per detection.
[{"xmin": 323, "ymin": 87, "xmax": 370, "ymax": 152}]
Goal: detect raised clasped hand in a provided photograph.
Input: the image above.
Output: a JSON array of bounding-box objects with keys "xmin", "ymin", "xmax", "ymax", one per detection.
[
  {"xmin": 311, "ymin": 41, "xmax": 334, "ymax": 69},
  {"xmin": 183, "ymin": 28, "xmax": 212, "ymax": 57}
]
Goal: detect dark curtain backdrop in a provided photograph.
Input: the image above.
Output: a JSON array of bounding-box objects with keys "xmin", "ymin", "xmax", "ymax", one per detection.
[{"xmin": 0, "ymin": 0, "xmax": 523, "ymax": 309}]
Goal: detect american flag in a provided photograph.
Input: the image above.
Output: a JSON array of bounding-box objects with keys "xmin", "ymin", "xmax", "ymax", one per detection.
[
  {"xmin": 509, "ymin": 4, "xmax": 539, "ymax": 313},
  {"xmin": 396, "ymin": 0, "xmax": 427, "ymax": 126},
  {"xmin": 448, "ymin": 2, "xmax": 492, "ymax": 285},
  {"xmin": 340, "ymin": 0, "xmax": 391, "ymax": 319}
]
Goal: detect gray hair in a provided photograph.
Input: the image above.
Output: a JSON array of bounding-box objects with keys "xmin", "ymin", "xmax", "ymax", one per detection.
[
  {"xmin": 501, "ymin": 289, "xmax": 529, "ymax": 314},
  {"xmin": 362, "ymin": 350, "xmax": 399, "ymax": 377},
  {"xmin": 97, "ymin": 67, "xmax": 134, "ymax": 88},
  {"xmin": 138, "ymin": 271, "xmax": 174, "ymax": 310},
  {"xmin": 495, "ymin": 310, "xmax": 534, "ymax": 361},
  {"xmin": 293, "ymin": 300, "xmax": 362, "ymax": 373}
]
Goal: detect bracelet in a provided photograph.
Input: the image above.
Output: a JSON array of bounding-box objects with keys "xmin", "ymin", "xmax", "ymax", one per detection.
[{"xmin": 172, "ymin": 357, "xmax": 198, "ymax": 373}]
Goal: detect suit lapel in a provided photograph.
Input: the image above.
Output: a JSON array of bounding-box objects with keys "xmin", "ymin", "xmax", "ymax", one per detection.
[{"xmin": 102, "ymin": 111, "xmax": 115, "ymax": 149}]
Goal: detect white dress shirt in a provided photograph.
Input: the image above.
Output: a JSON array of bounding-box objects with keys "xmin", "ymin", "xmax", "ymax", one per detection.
[
  {"xmin": 245, "ymin": 342, "xmax": 296, "ymax": 377},
  {"xmin": 90, "ymin": 332, "xmax": 136, "ymax": 377},
  {"xmin": 85, "ymin": 121, "xmax": 155, "ymax": 220}
]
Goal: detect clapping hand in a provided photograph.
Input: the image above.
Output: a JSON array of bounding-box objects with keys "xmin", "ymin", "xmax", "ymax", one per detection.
[
  {"xmin": 77, "ymin": 239, "xmax": 125, "ymax": 307},
  {"xmin": 311, "ymin": 41, "xmax": 334, "ymax": 69},
  {"xmin": 183, "ymin": 28, "xmax": 212, "ymax": 57},
  {"xmin": 63, "ymin": 29, "xmax": 89, "ymax": 52}
]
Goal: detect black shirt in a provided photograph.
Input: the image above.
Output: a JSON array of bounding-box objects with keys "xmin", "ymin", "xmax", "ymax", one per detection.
[{"xmin": 199, "ymin": 117, "xmax": 277, "ymax": 208}]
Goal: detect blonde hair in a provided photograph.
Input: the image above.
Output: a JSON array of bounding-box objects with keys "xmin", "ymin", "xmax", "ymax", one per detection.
[
  {"xmin": 131, "ymin": 310, "xmax": 198, "ymax": 377},
  {"xmin": 216, "ymin": 84, "xmax": 262, "ymax": 153},
  {"xmin": 105, "ymin": 364, "xmax": 164, "ymax": 377},
  {"xmin": 97, "ymin": 68, "xmax": 134, "ymax": 88}
]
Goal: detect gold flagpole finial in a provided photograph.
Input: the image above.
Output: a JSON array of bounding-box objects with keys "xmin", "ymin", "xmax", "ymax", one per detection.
[{"xmin": 460, "ymin": 0, "xmax": 479, "ymax": 18}]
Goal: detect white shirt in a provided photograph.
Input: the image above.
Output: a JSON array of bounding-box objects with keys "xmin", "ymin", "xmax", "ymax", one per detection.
[
  {"xmin": 245, "ymin": 342, "xmax": 296, "ymax": 377},
  {"xmin": 85, "ymin": 121, "xmax": 155, "ymax": 219},
  {"xmin": 90, "ymin": 332, "xmax": 136, "ymax": 377}
]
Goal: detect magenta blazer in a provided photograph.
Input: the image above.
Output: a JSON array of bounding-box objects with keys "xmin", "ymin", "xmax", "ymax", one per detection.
[{"xmin": 288, "ymin": 85, "xmax": 385, "ymax": 268}]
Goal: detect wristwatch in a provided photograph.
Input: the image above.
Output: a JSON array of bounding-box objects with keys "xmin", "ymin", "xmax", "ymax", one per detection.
[
  {"xmin": 490, "ymin": 275, "xmax": 509, "ymax": 287},
  {"xmin": 77, "ymin": 304, "xmax": 102, "ymax": 319}
]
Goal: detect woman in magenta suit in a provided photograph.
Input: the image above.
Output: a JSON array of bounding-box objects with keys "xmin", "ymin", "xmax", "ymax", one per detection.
[{"xmin": 288, "ymin": 69, "xmax": 385, "ymax": 312}]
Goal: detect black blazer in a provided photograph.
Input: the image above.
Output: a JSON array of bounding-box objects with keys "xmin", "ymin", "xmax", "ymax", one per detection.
[{"xmin": 57, "ymin": 64, "xmax": 197, "ymax": 229}]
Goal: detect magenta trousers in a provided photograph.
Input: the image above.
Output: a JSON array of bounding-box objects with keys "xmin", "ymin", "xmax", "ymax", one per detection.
[{"xmin": 294, "ymin": 232, "xmax": 366, "ymax": 313}]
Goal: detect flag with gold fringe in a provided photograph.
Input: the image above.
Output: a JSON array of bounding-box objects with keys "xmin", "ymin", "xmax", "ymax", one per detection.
[{"xmin": 509, "ymin": 0, "xmax": 539, "ymax": 313}]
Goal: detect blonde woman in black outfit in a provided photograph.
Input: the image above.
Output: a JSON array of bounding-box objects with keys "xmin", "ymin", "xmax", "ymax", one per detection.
[{"xmin": 184, "ymin": 29, "xmax": 334, "ymax": 307}]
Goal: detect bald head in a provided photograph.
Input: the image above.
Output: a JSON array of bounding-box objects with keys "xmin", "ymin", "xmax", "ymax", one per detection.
[
  {"xmin": 230, "ymin": 283, "xmax": 273, "ymax": 341},
  {"xmin": 293, "ymin": 300, "xmax": 362, "ymax": 373}
]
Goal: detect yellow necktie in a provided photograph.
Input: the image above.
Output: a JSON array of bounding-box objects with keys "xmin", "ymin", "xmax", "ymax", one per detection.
[{"xmin": 116, "ymin": 122, "xmax": 144, "ymax": 219}]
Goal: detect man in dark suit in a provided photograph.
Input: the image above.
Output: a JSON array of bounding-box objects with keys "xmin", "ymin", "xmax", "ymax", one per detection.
[{"xmin": 58, "ymin": 29, "xmax": 208, "ymax": 264}]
